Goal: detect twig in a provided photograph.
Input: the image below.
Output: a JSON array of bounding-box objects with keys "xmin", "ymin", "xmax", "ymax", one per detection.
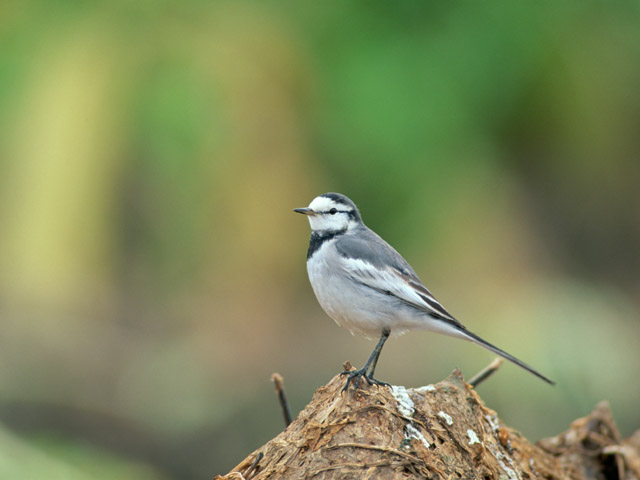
[
  {"xmin": 243, "ymin": 451, "xmax": 263, "ymax": 480},
  {"xmin": 326, "ymin": 442, "xmax": 421, "ymax": 462},
  {"xmin": 272, "ymin": 373, "xmax": 292, "ymax": 427},
  {"xmin": 468, "ymin": 358, "xmax": 503, "ymax": 387}
]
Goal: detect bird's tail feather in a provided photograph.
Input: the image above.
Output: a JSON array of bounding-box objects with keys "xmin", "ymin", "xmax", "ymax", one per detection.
[{"xmin": 458, "ymin": 328, "xmax": 555, "ymax": 385}]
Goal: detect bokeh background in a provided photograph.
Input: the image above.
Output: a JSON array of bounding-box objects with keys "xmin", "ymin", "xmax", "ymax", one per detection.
[{"xmin": 1, "ymin": 1, "xmax": 640, "ymax": 478}]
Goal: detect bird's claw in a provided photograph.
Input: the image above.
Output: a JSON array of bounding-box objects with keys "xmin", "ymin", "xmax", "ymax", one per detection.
[{"xmin": 340, "ymin": 368, "xmax": 389, "ymax": 392}]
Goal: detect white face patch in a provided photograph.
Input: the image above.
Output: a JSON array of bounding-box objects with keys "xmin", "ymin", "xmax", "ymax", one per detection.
[
  {"xmin": 305, "ymin": 196, "xmax": 357, "ymax": 232},
  {"xmin": 308, "ymin": 196, "xmax": 341, "ymax": 213}
]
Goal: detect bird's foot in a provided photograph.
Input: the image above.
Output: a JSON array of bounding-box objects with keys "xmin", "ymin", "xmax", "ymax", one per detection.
[{"xmin": 340, "ymin": 368, "xmax": 390, "ymax": 392}]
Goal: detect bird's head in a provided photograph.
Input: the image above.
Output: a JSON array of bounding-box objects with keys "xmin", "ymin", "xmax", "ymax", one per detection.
[{"xmin": 294, "ymin": 193, "xmax": 363, "ymax": 233}]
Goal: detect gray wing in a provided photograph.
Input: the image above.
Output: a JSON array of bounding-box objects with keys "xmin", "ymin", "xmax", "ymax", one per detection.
[
  {"xmin": 334, "ymin": 227, "xmax": 466, "ymax": 329},
  {"xmin": 335, "ymin": 227, "xmax": 417, "ymax": 276}
]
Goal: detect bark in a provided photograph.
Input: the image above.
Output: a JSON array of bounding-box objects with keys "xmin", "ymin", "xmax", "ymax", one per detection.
[{"xmin": 216, "ymin": 368, "xmax": 640, "ymax": 480}]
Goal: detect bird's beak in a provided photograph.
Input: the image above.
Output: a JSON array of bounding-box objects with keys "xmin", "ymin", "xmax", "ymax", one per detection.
[{"xmin": 294, "ymin": 207, "xmax": 316, "ymax": 216}]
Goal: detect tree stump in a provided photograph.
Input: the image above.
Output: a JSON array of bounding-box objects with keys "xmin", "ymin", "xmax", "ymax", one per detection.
[{"xmin": 216, "ymin": 368, "xmax": 640, "ymax": 479}]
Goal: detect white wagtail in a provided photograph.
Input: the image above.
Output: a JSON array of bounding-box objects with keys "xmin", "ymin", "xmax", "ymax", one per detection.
[{"xmin": 295, "ymin": 192, "xmax": 555, "ymax": 390}]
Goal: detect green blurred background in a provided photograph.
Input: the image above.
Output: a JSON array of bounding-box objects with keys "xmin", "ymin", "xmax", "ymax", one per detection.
[{"xmin": 1, "ymin": 0, "xmax": 640, "ymax": 478}]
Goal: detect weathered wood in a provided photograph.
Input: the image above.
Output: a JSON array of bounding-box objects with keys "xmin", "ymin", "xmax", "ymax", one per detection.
[{"xmin": 216, "ymin": 368, "xmax": 639, "ymax": 479}]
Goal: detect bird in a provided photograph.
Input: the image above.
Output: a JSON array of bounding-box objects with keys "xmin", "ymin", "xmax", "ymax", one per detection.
[{"xmin": 294, "ymin": 192, "xmax": 555, "ymax": 391}]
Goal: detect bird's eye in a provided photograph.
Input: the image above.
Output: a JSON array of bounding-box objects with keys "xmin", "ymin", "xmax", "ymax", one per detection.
[{"xmin": 329, "ymin": 208, "xmax": 338, "ymax": 215}]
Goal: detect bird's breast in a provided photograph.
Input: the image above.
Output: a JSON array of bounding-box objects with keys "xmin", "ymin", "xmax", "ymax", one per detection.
[{"xmin": 305, "ymin": 242, "xmax": 398, "ymax": 338}]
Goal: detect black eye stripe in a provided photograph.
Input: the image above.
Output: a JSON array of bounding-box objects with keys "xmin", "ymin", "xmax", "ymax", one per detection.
[{"xmin": 323, "ymin": 209, "xmax": 349, "ymax": 214}]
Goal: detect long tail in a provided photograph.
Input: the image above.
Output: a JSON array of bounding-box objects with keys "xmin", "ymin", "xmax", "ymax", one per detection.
[{"xmin": 458, "ymin": 328, "xmax": 555, "ymax": 385}]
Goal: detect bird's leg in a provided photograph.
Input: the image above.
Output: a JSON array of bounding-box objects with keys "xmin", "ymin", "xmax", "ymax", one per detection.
[
  {"xmin": 341, "ymin": 328, "xmax": 391, "ymax": 392},
  {"xmin": 365, "ymin": 328, "xmax": 390, "ymax": 380}
]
